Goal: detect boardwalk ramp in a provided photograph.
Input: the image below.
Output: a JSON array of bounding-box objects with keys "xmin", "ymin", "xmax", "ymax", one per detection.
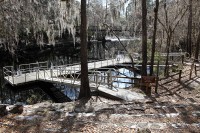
[{"xmin": 3, "ymin": 57, "xmax": 146, "ymax": 101}]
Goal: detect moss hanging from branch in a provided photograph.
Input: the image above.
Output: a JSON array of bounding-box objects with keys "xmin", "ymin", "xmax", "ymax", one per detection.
[{"xmin": 0, "ymin": 0, "xmax": 79, "ymax": 53}]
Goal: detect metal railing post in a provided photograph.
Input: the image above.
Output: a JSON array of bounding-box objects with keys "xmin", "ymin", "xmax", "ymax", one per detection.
[
  {"xmin": 70, "ymin": 70, "xmax": 72, "ymax": 85},
  {"xmin": 25, "ymin": 73, "xmax": 26, "ymax": 82},
  {"xmin": 37, "ymin": 62, "xmax": 39, "ymax": 80},
  {"xmin": 57, "ymin": 67, "xmax": 58, "ymax": 77},
  {"xmin": 50, "ymin": 67, "xmax": 53, "ymax": 78},
  {"xmin": 74, "ymin": 67, "xmax": 76, "ymax": 80},
  {"xmin": 44, "ymin": 69, "xmax": 46, "ymax": 80},
  {"xmin": 12, "ymin": 67, "xmax": 14, "ymax": 84},
  {"xmin": 107, "ymin": 70, "xmax": 110, "ymax": 87},
  {"xmin": 60, "ymin": 67, "xmax": 61, "ymax": 76},
  {"xmin": 110, "ymin": 70, "xmax": 113, "ymax": 89},
  {"xmin": 38, "ymin": 67, "xmax": 40, "ymax": 79},
  {"xmin": 36, "ymin": 68, "xmax": 38, "ymax": 80},
  {"xmin": 112, "ymin": 58, "xmax": 114, "ymax": 65},
  {"xmin": 96, "ymin": 73, "xmax": 98, "ymax": 88}
]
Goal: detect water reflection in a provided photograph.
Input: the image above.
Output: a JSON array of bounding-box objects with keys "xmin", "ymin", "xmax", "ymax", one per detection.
[
  {"xmin": 113, "ymin": 68, "xmax": 136, "ymax": 89},
  {"xmin": 54, "ymin": 68, "xmax": 139, "ymax": 100},
  {"xmin": 1, "ymin": 65, "xmax": 166, "ymax": 104},
  {"xmin": 54, "ymin": 84, "xmax": 80, "ymax": 101},
  {"xmin": 1, "ymin": 87, "xmax": 51, "ymax": 105}
]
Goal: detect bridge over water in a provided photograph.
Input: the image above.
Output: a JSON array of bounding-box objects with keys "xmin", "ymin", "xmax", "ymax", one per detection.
[
  {"xmin": 3, "ymin": 52, "xmax": 186, "ymax": 102},
  {"xmin": 3, "ymin": 56, "xmax": 131, "ymax": 85},
  {"xmin": 3, "ymin": 56, "xmax": 147, "ymax": 101}
]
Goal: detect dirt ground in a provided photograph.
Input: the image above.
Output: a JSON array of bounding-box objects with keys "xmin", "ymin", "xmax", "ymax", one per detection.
[{"xmin": 0, "ymin": 65, "xmax": 200, "ymax": 133}]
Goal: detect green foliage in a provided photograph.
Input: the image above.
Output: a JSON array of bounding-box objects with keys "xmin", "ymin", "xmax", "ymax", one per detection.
[
  {"xmin": 27, "ymin": 94, "xmax": 39, "ymax": 104},
  {"xmin": 154, "ymin": 52, "xmax": 165, "ymax": 62}
]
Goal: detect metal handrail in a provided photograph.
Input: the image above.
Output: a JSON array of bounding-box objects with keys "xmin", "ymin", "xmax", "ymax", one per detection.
[
  {"xmin": 3, "ymin": 66, "xmax": 15, "ymax": 84},
  {"xmin": 2, "ymin": 54, "xmax": 131, "ymax": 86},
  {"xmin": 88, "ymin": 70, "xmax": 104, "ymax": 89}
]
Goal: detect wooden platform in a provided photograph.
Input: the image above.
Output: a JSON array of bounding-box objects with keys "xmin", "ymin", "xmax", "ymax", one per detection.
[{"xmin": 3, "ymin": 57, "xmax": 147, "ymax": 101}]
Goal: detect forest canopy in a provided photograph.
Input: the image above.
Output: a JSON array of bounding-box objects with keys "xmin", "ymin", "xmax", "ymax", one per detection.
[{"xmin": 0, "ymin": 0, "xmax": 199, "ymax": 58}]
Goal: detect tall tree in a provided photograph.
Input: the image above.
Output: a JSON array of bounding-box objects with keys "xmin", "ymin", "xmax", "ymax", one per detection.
[
  {"xmin": 150, "ymin": 0, "xmax": 159, "ymax": 76},
  {"xmin": 78, "ymin": 0, "xmax": 91, "ymax": 99},
  {"xmin": 158, "ymin": 0, "xmax": 188, "ymax": 76},
  {"xmin": 141, "ymin": 0, "xmax": 147, "ymax": 76},
  {"xmin": 195, "ymin": 27, "xmax": 200, "ymax": 62},
  {"xmin": 187, "ymin": 0, "xmax": 193, "ymax": 57}
]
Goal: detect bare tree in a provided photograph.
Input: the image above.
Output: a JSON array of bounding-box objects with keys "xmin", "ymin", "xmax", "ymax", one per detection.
[
  {"xmin": 78, "ymin": 0, "xmax": 91, "ymax": 99},
  {"xmin": 141, "ymin": 0, "xmax": 147, "ymax": 76},
  {"xmin": 187, "ymin": 0, "xmax": 193, "ymax": 57},
  {"xmin": 150, "ymin": 0, "xmax": 159, "ymax": 76},
  {"xmin": 195, "ymin": 27, "xmax": 200, "ymax": 62},
  {"xmin": 158, "ymin": 0, "xmax": 188, "ymax": 76}
]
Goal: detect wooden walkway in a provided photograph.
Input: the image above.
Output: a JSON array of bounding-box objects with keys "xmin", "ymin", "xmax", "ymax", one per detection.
[
  {"xmin": 3, "ymin": 57, "xmax": 148, "ymax": 101},
  {"xmin": 2, "ymin": 52, "xmax": 187, "ymax": 101},
  {"xmin": 3, "ymin": 57, "xmax": 130, "ymax": 87}
]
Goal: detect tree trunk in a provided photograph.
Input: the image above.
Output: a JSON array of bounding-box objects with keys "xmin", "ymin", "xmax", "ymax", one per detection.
[
  {"xmin": 150, "ymin": 0, "xmax": 159, "ymax": 76},
  {"xmin": 195, "ymin": 29, "xmax": 200, "ymax": 62},
  {"xmin": 141, "ymin": 0, "xmax": 147, "ymax": 76},
  {"xmin": 79, "ymin": 0, "xmax": 91, "ymax": 99},
  {"xmin": 187, "ymin": 0, "xmax": 193, "ymax": 57},
  {"xmin": 164, "ymin": 31, "xmax": 172, "ymax": 77}
]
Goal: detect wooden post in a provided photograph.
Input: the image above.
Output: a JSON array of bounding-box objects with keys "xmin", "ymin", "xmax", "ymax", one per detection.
[
  {"xmin": 194, "ymin": 64, "xmax": 197, "ymax": 76},
  {"xmin": 189, "ymin": 62, "xmax": 194, "ymax": 80},
  {"xmin": 178, "ymin": 70, "xmax": 182, "ymax": 83},
  {"xmin": 182, "ymin": 55, "xmax": 184, "ymax": 64},
  {"xmin": 155, "ymin": 61, "xmax": 159, "ymax": 94}
]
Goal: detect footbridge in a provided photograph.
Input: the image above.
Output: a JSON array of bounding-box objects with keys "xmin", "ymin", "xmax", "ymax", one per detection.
[
  {"xmin": 3, "ymin": 56, "xmax": 147, "ymax": 101},
  {"xmin": 3, "ymin": 57, "xmax": 130, "ymax": 86}
]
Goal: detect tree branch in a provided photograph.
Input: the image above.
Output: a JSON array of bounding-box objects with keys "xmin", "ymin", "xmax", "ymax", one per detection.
[
  {"xmin": 103, "ymin": 23, "xmax": 135, "ymax": 74},
  {"xmin": 172, "ymin": 7, "xmax": 188, "ymax": 33},
  {"xmin": 157, "ymin": 17, "xmax": 168, "ymax": 35}
]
